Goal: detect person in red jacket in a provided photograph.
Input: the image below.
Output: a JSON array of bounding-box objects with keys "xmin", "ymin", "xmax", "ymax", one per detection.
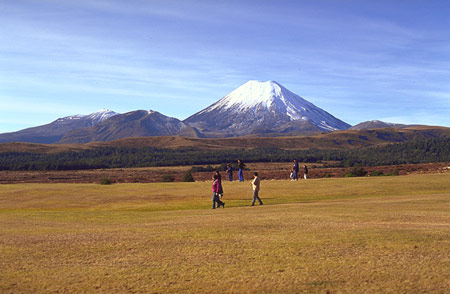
[{"xmin": 212, "ymin": 174, "xmax": 225, "ymax": 209}]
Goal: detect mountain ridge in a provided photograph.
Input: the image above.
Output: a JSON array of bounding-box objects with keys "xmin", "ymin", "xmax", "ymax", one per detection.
[
  {"xmin": 0, "ymin": 81, "xmax": 444, "ymax": 144},
  {"xmin": 59, "ymin": 110, "xmax": 200, "ymax": 143},
  {"xmin": 2, "ymin": 126, "xmax": 449, "ymax": 154},
  {"xmin": 350, "ymin": 120, "xmax": 407, "ymax": 130},
  {"xmin": 0, "ymin": 109, "xmax": 118, "ymax": 144}
]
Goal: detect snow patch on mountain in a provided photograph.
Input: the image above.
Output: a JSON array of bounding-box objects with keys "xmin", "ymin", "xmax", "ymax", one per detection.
[
  {"xmin": 208, "ymin": 80, "xmax": 282, "ymax": 111},
  {"xmin": 86, "ymin": 109, "xmax": 119, "ymax": 125},
  {"xmin": 57, "ymin": 109, "xmax": 118, "ymax": 125},
  {"xmin": 58, "ymin": 115, "xmax": 83, "ymax": 121}
]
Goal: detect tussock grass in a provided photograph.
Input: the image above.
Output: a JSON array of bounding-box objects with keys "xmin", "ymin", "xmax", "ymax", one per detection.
[{"xmin": 1, "ymin": 174, "xmax": 450, "ymax": 293}]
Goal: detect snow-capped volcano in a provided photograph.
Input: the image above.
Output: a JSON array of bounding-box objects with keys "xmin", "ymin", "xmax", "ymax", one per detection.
[
  {"xmin": 206, "ymin": 80, "xmax": 310, "ymax": 120},
  {"xmin": 184, "ymin": 80, "xmax": 350, "ymax": 136}
]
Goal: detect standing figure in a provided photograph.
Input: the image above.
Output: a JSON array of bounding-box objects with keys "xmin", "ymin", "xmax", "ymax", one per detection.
[
  {"xmin": 211, "ymin": 174, "xmax": 225, "ymax": 209},
  {"xmin": 226, "ymin": 164, "xmax": 233, "ymax": 182},
  {"xmin": 250, "ymin": 172, "xmax": 263, "ymax": 206},
  {"xmin": 215, "ymin": 171, "xmax": 224, "ymax": 198},
  {"xmin": 238, "ymin": 159, "xmax": 246, "ymax": 182},
  {"xmin": 292, "ymin": 159, "xmax": 299, "ymax": 181},
  {"xmin": 303, "ymin": 165, "xmax": 309, "ymax": 179}
]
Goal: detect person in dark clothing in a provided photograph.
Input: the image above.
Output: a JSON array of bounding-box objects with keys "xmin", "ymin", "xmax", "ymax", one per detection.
[
  {"xmin": 238, "ymin": 159, "xmax": 246, "ymax": 182},
  {"xmin": 226, "ymin": 164, "xmax": 233, "ymax": 182},
  {"xmin": 292, "ymin": 159, "xmax": 299, "ymax": 181},
  {"xmin": 303, "ymin": 165, "xmax": 309, "ymax": 179},
  {"xmin": 215, "ymin": 171, "xmax": 224, "ymax": 198},
  {"xmin": 212, "ymin": 174, "xmax": 225, "ymax": 209}
]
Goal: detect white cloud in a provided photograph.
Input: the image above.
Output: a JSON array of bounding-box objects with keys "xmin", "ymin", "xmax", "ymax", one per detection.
[{"xmin": 1, "ymin": 1, "xmax": 449, "ymax": 131}]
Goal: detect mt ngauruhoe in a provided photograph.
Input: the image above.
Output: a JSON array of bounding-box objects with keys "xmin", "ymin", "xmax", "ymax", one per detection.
[
  {"xmin": 185, "ymin": 80, "xmax": 350, "ymax": 136},
  {"xmin": 1, "ymin": 80, "xmax": 354, "ymax": 143}
]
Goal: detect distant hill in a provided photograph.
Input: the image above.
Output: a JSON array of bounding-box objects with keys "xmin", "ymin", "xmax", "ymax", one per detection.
[
  {"xmin": 350, "ymin": 120, "xmax": 407, "ymax": 130},
  {"xmin": 2, "ymin": 126, "xmax": 449, "ymax": 154}
]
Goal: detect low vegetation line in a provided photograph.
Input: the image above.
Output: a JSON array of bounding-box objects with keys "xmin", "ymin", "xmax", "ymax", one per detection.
[{"xmin": 0, "ymin": 137, "xmax": 449, "ymax": 171}]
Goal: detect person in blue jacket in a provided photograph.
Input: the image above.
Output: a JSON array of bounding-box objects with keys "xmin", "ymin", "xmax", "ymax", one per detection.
[
  {"xmin": 292, "ymin": 159, "xmax": 299, "ymax": 181},
  {"xmin": 237, "ymin": 159, "xmax": 246, "ymax": 182},
  {"xmin": 226, "ymin": 164, "xmax": 233, "ymax": 182}
]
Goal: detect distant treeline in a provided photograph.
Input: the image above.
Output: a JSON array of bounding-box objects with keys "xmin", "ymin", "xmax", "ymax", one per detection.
[{"xmin": 0, "ymin": 137, "xmax": 449, "ymax": 171}]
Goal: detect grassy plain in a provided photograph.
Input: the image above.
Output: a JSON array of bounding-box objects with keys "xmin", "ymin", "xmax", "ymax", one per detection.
[{"xmin": 1, "ymin": 174, "xmax": 450, "ymax": 293}]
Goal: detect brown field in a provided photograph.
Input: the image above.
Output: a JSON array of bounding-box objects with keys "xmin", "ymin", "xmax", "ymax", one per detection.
[
  {"xmin": 1, "ymin": 173, "xmax": 450, "ymax": 293},
  {"xmin": 1, "ymin": 162, "xmax": 449, "ymax": 184}
]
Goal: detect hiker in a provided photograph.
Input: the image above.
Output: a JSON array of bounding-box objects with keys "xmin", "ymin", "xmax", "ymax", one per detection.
[
  {"xmin": 226, "ymin": 164, "xmax": 233, "ymax": 182},
  {"xmin": 250, "ymin": 172, "xmax": 263, "ymax": 206},
  {"xmin": 303, "ymin": 165, "xmax": 309, "ymax": 179},
  {"xmin": 238, "ymin": 159, "xmax": 246, "ymax": 182},
  {"xmin": 212, "ymin": 174, "xmax": 225, "ymax": 209},
  {"xmin": 215, "ymin": 170, "xmax": 224, "ymax": 198},
  {"xmin": 292, "ymin": 159, "xmax": 299, "ymax": 181}
]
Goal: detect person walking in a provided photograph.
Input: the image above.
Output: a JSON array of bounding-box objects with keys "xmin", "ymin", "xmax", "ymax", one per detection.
[
  {"xmin": 215, "ymin": 170, "xmax": 224, "ymax": 198},
  {"xmin": 303, "ymin": 165, "xmax": 309, "ymax": 179},
  {"xmin": 212, "ymin": 174, "xmax": 225, "ymax": 209},
  {"xmin": 238, "ymin": 159, "xmax": 246, "ymax": 182},
  {"xmin": 292, "ymin": 159, "xmax": 299, "ymax": 181},
  {"xmin": 250, "ymin": 172, "xmax": 263, "ymax": 206},
  {"xmin": 226, "ymin": 164, "xmax": 233, "ymax": 182}
]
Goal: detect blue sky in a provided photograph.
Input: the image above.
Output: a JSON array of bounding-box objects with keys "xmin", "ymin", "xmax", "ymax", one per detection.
[{"xmin": 1, "ymin": 0, "xmax": 449, "ymax": 133}]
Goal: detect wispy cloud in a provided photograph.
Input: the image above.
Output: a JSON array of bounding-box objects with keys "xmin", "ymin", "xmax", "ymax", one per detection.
[{"xmin": 1, "ymin": 1, "xmax": 449, "ymax": 131}]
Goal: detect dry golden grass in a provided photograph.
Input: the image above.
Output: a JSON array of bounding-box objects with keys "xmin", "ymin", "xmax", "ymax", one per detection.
[{"xmin": 1, "ymin": 174, "xmax": 450, "ymax": 293}]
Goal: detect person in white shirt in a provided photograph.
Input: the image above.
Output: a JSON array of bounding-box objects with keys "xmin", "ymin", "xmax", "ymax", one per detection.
[{"xmin": 250, "ymin": 172, "xmax": 263, "ymax": 206}]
